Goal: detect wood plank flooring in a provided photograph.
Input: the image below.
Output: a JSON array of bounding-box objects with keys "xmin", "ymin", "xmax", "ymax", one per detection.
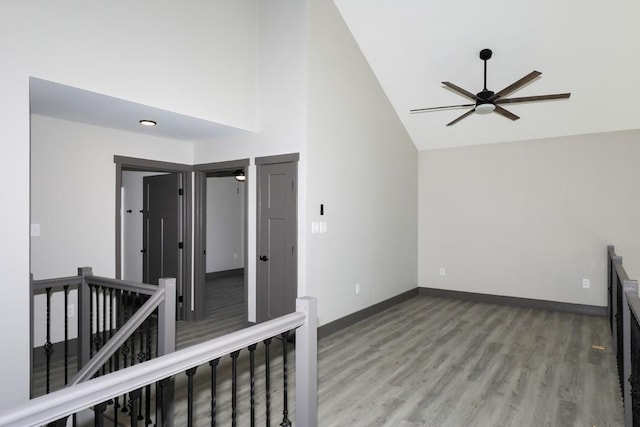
[
  {"xmin": 316, "ymin": 295, "xmax": 623, "ymax": 426},
  {"xmin": 33, "ymin": 280, "xmax": 624, "ymax": 426}
]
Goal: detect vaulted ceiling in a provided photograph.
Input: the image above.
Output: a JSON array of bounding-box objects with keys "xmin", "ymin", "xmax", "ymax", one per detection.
[{"xmin": 334, "ymin": 0, "xmax": 640, "ymax": 150}]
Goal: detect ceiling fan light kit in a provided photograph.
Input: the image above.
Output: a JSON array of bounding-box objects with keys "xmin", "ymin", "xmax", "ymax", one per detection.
[{"xmin": 410, "ymin": 48, "xmax": 571, "ymax": 126}]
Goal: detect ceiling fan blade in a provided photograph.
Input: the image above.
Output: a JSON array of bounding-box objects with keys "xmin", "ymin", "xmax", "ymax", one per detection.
[
  {"xmin": 489, "ymin": 71, "xmax": 542, "ymax": 101},
  {"xmin": 442, "ymin": 82, "xmax": 481, "ymax": 101},
  {"xmin": 495, "ymin": 93, "xmax": 571, "ymax": 104},
  {"xmin": 493, "ymin": 105, "xmax": 520, "ymax": 121},
  {"xmin": 446, "ymin": 108, "xmax": 476, "ymax": 126},
  {"xmin": 410, "ymin": 103, "xmax": 476, "ymax": 114}
]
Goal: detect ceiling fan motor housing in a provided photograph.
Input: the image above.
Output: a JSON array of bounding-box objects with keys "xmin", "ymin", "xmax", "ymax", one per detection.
[{"xmin": 476, "ymin": 89, "xmax": 494, "ymax": 102}]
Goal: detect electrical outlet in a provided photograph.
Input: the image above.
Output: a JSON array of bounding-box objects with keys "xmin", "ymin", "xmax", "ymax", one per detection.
[
  {"xmin": 439, "ymin": 267, "xmax": 446, "ymax": 276},
  {"xmin": 582, "ymin": 278, "xmax": 590, "ymax": 289},
  {"xmin": 355, "ymin": 283, "xmax": 361, "ymax": 295}
]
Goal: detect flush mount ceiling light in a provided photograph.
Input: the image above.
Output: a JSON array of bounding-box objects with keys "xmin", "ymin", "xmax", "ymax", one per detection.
[
  {"xmin": 139, "ymin": 119, "xmax": 157, "ymax": 127},
  {"xmin": 235, "ymin": 170, "xmax": 246, "ymax": 182}
]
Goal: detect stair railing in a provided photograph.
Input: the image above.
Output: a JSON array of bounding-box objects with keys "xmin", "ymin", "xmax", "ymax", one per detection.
[
  {"xmin": 3, "ymin": 297, "xmax": 318, "ymax": 427},
  {"xmin": 31, "ymin": 267, "xmax": 176, "ymax": 401},
  {"xmin": 607, "ymin": 245, "xmax": 639, "ymax": 426}
]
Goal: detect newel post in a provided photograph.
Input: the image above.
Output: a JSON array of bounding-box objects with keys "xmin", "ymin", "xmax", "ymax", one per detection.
[
  {"xmin": 76, "ymin": 267, "xmax": 92, "ymax": 369},
  {"xmin": 157, "ymin": 277, "xmax": 176, "ymax": 427},
  {"xmin": 295, "ymin": 296, "xmax": 318, "ymax": 427}
]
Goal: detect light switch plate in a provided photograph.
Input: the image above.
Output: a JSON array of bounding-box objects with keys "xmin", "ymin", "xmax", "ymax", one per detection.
[{"xmin": 30, "ymin": 223, "xmax": 41, "ymax": 237}]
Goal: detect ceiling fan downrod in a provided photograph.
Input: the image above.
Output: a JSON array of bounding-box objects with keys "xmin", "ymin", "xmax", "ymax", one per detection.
[{"xmin": 480, "ymin": 48, "xmax": 492, "ymax": 92}]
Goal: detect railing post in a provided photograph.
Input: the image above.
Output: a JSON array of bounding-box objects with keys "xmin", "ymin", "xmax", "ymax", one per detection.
[
  {"xmin": 295, "ymin": 296, "xmax": 317, "ymax": 427},
  {"xmin": 623, "ymin": 280, "xmax": 639, "ymax": 427},
  {"xmin": 157, "ymin": 277, "xmax": 176, "ymax": 427},
  {"xmin": 77, "ymin": 267, "xmax": 93, "ymax": 370}
]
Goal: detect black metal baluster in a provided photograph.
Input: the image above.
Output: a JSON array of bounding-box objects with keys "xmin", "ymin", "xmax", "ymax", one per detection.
[
  {"xmin": 630, "ymin": 314, "xmax": 640, "ymax": 423},
  {"xmin": 264, "ymin": 338, "xmax": 272, "ymax": 426},
  {"xmin": 113, "ymin": 289, "xmax": 122, "ymax": 422},
  {"xmin": 94, "ymin": 285, "xmax": 102, "ymax": 361},
  {"xmin": 248, "ymin": 344, "xmax": 257, "ymax": 427},
  {"xmin": 93, "ymin": 401, "xmax": 108, "ymax": 427},
  {"xmin": 63, "ymin": 285, "xmax": 69, "ymax": 385},
  {"xmin": 121, "ymin": 291, "xmax": 130, "ymax": 414},
  {"xmin": 156, "ymin": 378, "xmax": 169, "ymax": 426},
  {"xmin": 137, "ymin": 321, "xmax": 145, "ymax": 422},
  {"xmin": 209, "ymin": 358, "xmax": 220, "ymax": 427},
  {"xmin": 44, "ymin": 287, "xmax": 53, "ymax": 394},
  {"xmin": 231, "ymin": 350, "xmax": 240, "ymax": 427},
  {"xmin": 89, "ymin": 284, "xmax": 94, "ymax": 359},
  {"xmin": 101, "ymin": 286, "xmax": 107, "ymax": 376},
  {"xmin": 186, "ymin": 367, "xmax": 198, "ymax": 427},
  {"xmin": 130, "ymin": 388, "xmax": 142, "ymax": 427},
  {"xmin": 280, "ymin": 331, "xmax": 291, "ymax": 427},
  {"xmin": 145, "ymin": 316, "xmax": 152, "ymax": 425},
  {"xmin": 108, "ymin": 287, "xmax": 114, "ymax": 374}
]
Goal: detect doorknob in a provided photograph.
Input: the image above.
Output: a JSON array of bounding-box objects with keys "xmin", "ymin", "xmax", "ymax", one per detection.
[{"xmin": 259, "ymin": 255, "xmax": 269, "ymax": 262}]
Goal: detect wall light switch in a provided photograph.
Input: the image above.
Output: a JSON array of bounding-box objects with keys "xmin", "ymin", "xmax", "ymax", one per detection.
[
  {"xmin": 30, "ymin": 223, "xmax": 41, "ymax": 237},
  {"xmin": 311, "ymin": 222, "xmax": 319, "ymax": 234},
  {"xmin": 319, "ymin": 222, "xmax": 327, "ymax": 233},
  {"xmin": 582, "ymin": 278, "xmax": 590, "ymax": 289},
  {"xmin": 439, "ymin": 267, "xmax": 445, "ymax": 276}
]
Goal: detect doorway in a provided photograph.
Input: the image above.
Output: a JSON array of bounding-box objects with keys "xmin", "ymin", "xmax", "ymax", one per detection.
[
  {"xmin": 115, "ymin": 156, "xmax": 192, "ymax": 320},
  {"xmin": 255, "ymin": 154, "xmax": 298, "ymax": 323},
  {"xmin": 193, "ymin": 159, "xmax": 249, "ymax": 323}
]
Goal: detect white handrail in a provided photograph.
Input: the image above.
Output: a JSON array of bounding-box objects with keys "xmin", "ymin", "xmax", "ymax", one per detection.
[{"xmin": 2, "ymin": 310, "xmax": 306, "ymax": 427}]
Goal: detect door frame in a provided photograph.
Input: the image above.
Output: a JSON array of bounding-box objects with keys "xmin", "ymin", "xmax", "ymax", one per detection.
[
  {"xmin": 193, "ymin": 159, "xmax": 250, "ymax": 321},
  {"xmin": 255, "ymin": 153, "xmax": 299, "ymax": 322},
  {"xmin": 114, "ymin": 155, "xmax": 192, "ymax": 320}
]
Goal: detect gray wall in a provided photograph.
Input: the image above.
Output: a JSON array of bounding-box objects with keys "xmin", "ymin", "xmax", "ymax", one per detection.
[{"xmin": 419, "ymin": 129, "xmax": 640, "ymax": 306}]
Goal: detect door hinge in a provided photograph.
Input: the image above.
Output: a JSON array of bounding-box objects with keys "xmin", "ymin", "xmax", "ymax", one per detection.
[
  {"xmin": 178, "ymin": 188, "xmax": 184, "ymax": 196},
  {"xmin": 178, "ymin": 242, "xmax": 184, "ymax": 249}
]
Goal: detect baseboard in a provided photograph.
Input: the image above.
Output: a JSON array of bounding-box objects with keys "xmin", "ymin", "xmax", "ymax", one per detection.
[
  {"xmin": 318, "ymin": 288, "xmax": 419, "ymax": 339},
  {"xmin": 418, "ymin": 287, "xmax": 607, "ymax": 316},
  {"xmin": 206, "ymin": 268, "xmax": 244, "ymax": 281},
  {"xmin": 32, "ymin": 338, "xmax": 78, "ymax": 367}
]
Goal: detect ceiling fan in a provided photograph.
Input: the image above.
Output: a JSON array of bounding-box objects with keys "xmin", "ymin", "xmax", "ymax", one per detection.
[{"xmin": 410, "ymin": 48, "xmax": 571, "ymax": 126}]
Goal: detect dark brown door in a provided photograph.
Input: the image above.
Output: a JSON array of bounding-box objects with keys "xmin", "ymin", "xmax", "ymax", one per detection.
[
  {"xmin": 143, "ymin": 174, "xmax": 180, "ymax": 286},
  {"xmin": 256, "ymin": 161, "xmax": 297, "ymax": 322}
]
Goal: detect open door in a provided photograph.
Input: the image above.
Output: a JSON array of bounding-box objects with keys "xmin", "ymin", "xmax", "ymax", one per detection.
[
  {"xmin": 256, "ymin": 156, "xmax": 298, "ymax": 322},
  {"xmin": 142, "ymin": 173, "xmax": 181, "ymax": 286}
]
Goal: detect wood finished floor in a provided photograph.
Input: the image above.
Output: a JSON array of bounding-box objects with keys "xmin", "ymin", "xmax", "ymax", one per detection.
[
  {"xmin": 316, "ymin": 295, "xmax": 623, "ymax": 426},
  {"xmin": 33, "ymin": 281, "xmax": 624, "ymax": 426}
]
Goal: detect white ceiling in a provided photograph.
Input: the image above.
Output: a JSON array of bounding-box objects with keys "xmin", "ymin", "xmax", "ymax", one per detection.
[
  {"xmin": 30, "ymin": 78, "xmax": 247, "ymax": 143},
  {"xmin": 334, "ymin": 0, "xmax": 640, "ymax": 150}
]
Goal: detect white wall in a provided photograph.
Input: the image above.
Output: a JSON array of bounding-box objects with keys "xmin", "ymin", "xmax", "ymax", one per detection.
[
  {"xmin": 418, "ymin": 130, "xmax": 640, "ymax": 306},
  {"xmin": 206, "ymin": 177, "xmax": 245, "ymax": 272},
  {"xmin": 305, "ymin": 0, "xmax": 419, "ymax": 325},
  {"xmin": 2, "ymin": 1, "xmax": 258, "ymax": 406},
  {"xmin": 0, "ymin": 75, "xmax": 30, "ymax": 407},
  {"xmin": 193, "ymin": 0, "xmax": 309, "ymax": 321},
  {"xmin": 30, "ymin": 116, "xmax": 192, "ymax": 348},
  {"xmin": 31, "ymin": 115, "xmax": 193, "ymax": 279}
]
